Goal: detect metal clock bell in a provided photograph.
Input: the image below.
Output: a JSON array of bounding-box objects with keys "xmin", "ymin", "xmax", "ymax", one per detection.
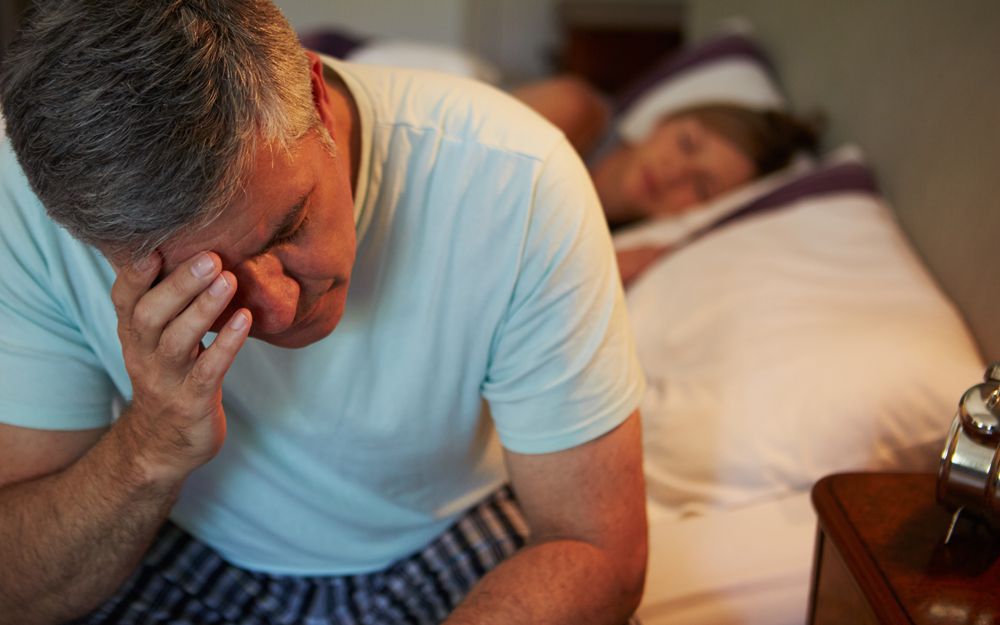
[{"xmin": 937, "ymin": 362, "xmax": 1000, "ymax": 542}]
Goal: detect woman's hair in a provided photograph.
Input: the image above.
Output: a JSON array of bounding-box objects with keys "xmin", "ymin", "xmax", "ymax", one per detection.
[
  {"xmin": 674, "ymin": 103, "xmax": 821, "ymax": 176},
  {"xmin": 0, "ymin": 0, "xmax": 325, "ymax": 262}
]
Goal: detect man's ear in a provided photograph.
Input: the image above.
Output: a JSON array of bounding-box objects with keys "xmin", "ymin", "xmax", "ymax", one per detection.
[{"xmin": 305, "ymin": 50, "xmax": 337, "ymax": 138}]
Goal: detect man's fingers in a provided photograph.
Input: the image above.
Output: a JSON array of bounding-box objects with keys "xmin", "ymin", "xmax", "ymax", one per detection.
[
  {"xmin": 111, "ymin": 252, "xmax": 162, "ymax": 323},
  {"xmin": 186, "ymin": 309, "xmax": 252, "ymax": 397},
  {"xmin": 157, "ymin": 271, "xmax": 238, "ymax": 365},
  {"xmin": 130, "ymin": 252, "xmax": 221, "ymax": 352}
]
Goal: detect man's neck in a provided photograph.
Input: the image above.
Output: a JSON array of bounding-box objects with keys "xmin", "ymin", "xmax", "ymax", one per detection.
[{"xmin": 321, "ymin": 63, "xmax": 361, "ymax": 196}]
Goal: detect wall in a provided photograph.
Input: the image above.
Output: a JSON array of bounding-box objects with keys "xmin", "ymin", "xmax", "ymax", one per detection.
[
  {"xmin": 465, "ymin": 1, "xmax": 559, "ymax": 83},
  {"xmin": 0, "ymin": 0, "xmax": 30, "ymax": 61}
]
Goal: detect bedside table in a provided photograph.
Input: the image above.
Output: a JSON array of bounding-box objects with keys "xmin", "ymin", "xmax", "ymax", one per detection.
[{"xmin": 808, "ymin": 472, "xmax": 1000, "ymax": 624}]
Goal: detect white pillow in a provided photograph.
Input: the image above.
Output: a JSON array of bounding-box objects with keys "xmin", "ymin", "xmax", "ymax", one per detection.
[
  {"xmin": 347, "ymin": 40, "xmax": 502, "ymax": 85},
  {"xmin": 628, "ymin": 184, "xmax": 984, "ymax": 514}
]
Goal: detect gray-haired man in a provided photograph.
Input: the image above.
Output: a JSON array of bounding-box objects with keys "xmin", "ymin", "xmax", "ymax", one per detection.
[{"xmin": 0, "ymin": 2, "xmax": 647, "ymax": 624}]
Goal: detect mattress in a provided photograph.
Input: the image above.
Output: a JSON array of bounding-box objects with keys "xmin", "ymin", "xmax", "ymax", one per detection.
[{"xmin": 638, "ymin": 491, "xmax": 816, "ymax": 625}]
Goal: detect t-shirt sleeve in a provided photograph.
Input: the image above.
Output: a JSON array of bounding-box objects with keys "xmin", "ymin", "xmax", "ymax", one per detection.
[
  {"xmin": 482, "ymin": 139, "xmax": 645, "ymax": 454},
  {"xmin": 0, "ymin": 160, "xmax": 116, "ymax": 430}
]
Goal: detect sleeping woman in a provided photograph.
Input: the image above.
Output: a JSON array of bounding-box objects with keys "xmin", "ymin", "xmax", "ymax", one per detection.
[{"xmin": 513, "ymin": 77, "xmax": 819, "ymax": 284}]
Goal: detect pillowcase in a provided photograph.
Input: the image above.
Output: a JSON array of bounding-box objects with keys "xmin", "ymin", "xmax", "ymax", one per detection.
[
  {"xmin": 300, "ymin": 28, "xmax": 501, "ymax": 84},
  {"xmin": 612, "ymin": 153, "xmax": 815, "ymax": 251},
  {"xmin": 616, "ymin": 29, "xmax": 786, "ymax": 145},
  {"xmin": 627, "ymin": 159, "xmax": 984, "ymax": 514}
]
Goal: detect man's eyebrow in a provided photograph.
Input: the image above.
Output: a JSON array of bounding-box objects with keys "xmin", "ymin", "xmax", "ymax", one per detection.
[{"xmin": 251, "ymin": 189, "xmax": 313, "ymax": 257}]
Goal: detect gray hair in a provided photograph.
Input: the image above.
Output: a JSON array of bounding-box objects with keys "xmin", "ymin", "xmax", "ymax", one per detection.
[{"xmin": 0, "ymin": 0, "xmax": 325, "ymax": 262}]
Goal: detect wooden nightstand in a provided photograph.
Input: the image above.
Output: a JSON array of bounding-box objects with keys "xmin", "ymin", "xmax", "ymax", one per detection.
[{"xmin": 808, "ymin": 472, "xmax": 1000, "ymax": 624}]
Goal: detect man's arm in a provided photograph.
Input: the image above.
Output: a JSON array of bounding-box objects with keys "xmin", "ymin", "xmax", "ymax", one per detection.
[
  {"xmin": 0, "ymin": 421, "xmax": 179, "ymax": 625},
  {"xmin": 0, "ymin": 251, "xmax": 251, "ymax": 625},
  {"xmin": 446, "ymin": 410, "xmax": 647, "ymax": 625}
]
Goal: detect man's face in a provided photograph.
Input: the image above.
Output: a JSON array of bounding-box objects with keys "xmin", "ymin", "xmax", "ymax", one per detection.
[{"xmin": 158, "ymin": 129, "xmax": 357, "ymax": 349}]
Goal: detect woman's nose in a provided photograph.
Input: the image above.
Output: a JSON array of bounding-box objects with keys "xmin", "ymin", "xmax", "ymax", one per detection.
[
  {"xmin": 659, "ymin": 160, "xmax": 694, "ymax": 189},
  {"xmin": 232, "ymin": 255, "xmax": 300, "ymax": 335}
]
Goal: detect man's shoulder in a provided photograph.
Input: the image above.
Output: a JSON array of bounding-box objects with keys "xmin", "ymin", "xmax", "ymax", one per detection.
[
  {"xmin": 337, "ymin": 60, "xmax": 566, "ymax": 161},
  {"xmin": 0, "ymin": 140, "xmax": 103, "ymax": 278},
  {"xmin": 0, "ymin": 140, "xmax": 48, "ymax": 239}
]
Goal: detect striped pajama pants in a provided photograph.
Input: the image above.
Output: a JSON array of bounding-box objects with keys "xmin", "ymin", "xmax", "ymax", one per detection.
[{"xmin": 68, "ymin": 486, "xmax": 640, "ymax": 624}]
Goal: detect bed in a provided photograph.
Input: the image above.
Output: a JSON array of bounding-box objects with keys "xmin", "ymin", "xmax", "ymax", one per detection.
[
  {"xmin": 626, "ymin": 166, "xmax": 982, "ymax": 624},
  {"xmin": 616, "ymin": 5, "xmax": 1000, "ymax": 623},
  {"xmin": 299, "ymin": 7, "xmax": 1000, "ymax": 621},
  {"xmin": 625, "ymin": 151, "xmax": 982, "ymax": 624}
]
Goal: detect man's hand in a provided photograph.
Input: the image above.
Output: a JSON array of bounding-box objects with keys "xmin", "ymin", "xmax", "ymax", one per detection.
[
  {"xmin": 0, "ymin": 251, "xmax": 252, "ymax": 625},
  {"xmin": 111, "ymin": 251, "xmax": 251, "ymax": 485},
  {"xmin": 447, "ymin": 411, "xmax": 647, "ymax": 624}
]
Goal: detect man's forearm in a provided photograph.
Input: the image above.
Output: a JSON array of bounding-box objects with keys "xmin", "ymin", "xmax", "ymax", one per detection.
[
  {"xmin": 445, "ymin": 538, "xmax": 645, "ymax": 625},
  {"xmin": 0, "ymin": 416, "xmax": 183, "ymax": 625}
]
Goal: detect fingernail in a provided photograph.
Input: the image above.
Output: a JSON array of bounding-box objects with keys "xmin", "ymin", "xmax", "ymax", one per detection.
[
  {"xmin": 208, "ymin": 274, "xmax": 229, "ymax": 297},
  {"xmin": 191, "ymin": 253, "xmax": 215, "ymax": 278},
  {"xmin": 229, "ymin": 310, "xmax": 249, "ymax": 330}
]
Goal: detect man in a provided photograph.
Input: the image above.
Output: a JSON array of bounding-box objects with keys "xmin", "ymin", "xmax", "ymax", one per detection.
[{"xmin": 0, "ymin": 2, "xmax": 646, "ymax": 624}]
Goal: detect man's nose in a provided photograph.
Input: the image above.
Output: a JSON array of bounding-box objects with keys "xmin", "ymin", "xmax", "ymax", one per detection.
[{"xmin": 233, "ymin": 255, "xmax": 300, "ymax": 335}]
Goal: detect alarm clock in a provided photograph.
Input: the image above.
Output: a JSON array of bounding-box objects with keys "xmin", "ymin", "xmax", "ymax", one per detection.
[{"xmin": 937, "ymin": 362, "xmax": 1000, "ymax": 542}]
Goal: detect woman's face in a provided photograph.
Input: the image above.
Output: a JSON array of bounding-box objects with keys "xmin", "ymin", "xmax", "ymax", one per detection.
[{"xmin": 622, "ymin": 115, "xmax": 756, "ymax": 217}]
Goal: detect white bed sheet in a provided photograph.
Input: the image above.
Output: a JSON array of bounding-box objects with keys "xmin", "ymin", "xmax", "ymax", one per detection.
[{"xmin": 638, "ymin": 491, "xmax": 816, "ymax": 625}]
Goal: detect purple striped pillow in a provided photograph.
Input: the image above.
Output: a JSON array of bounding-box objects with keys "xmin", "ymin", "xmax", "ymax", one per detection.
[
  {"xmin": 616, "ymin": 31, "xmax": 778, "ymax": 113},
  {"xmin": 615, "ymin": 30, "xmax": 787, "ymax": 143},
  {"xmin": 299, "ymin": 29, "xmax": 369, "ymax": 60},
  {"xmin": 705, "ymin": 161, "xmax": 879, "ymax": 235}
]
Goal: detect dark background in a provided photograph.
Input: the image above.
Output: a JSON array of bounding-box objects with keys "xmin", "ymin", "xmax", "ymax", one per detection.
[{"xmin": 1, "ymin": 0, "xmax": 29, "ymax": 61}]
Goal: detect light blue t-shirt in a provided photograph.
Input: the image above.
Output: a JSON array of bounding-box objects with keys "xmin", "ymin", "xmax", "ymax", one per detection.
[{"xmin": 0, "ymin": 60, "xmax": 644, "ymax": 574}]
